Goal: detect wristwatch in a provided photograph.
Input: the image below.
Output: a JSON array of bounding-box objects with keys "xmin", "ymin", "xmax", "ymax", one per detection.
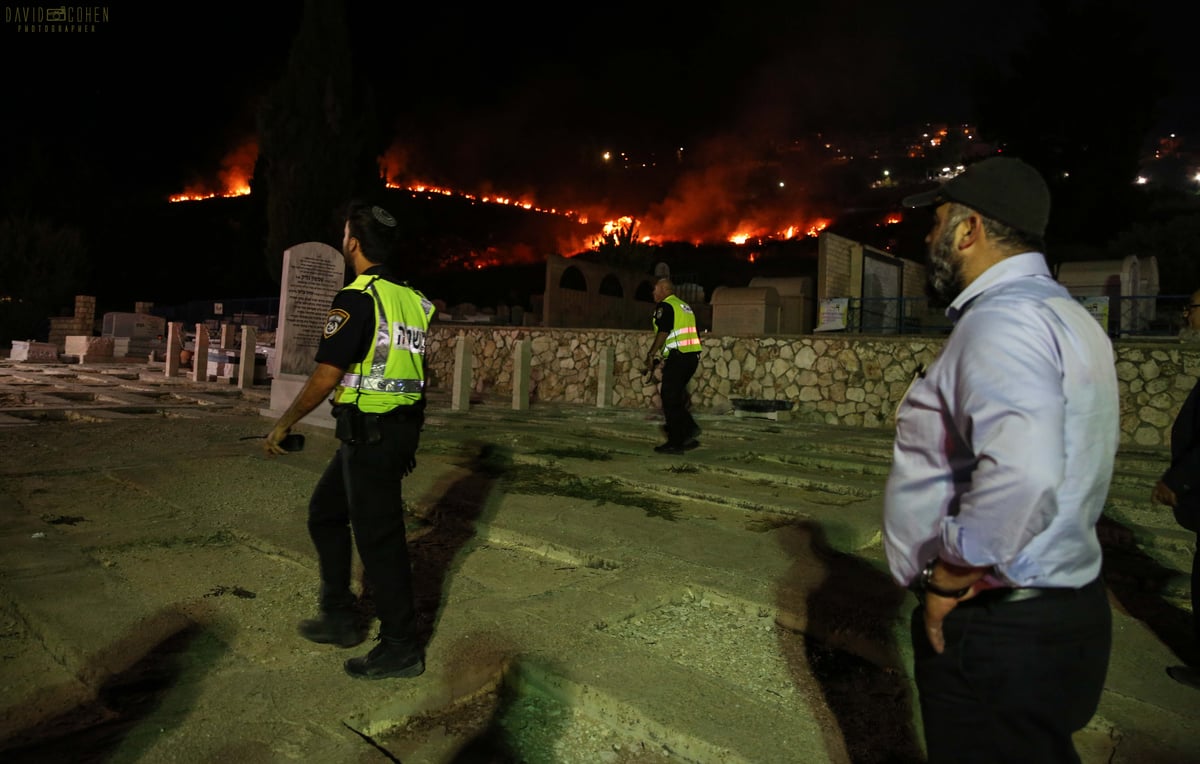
[{"xmin": 917, "ymin": 558, "xmax": 972, "ymax": 599}]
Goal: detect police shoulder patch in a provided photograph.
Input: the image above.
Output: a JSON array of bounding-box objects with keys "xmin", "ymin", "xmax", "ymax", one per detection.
[{"xmin": 324, "ymin": 309, "xmax": 350, "ymax": 338}]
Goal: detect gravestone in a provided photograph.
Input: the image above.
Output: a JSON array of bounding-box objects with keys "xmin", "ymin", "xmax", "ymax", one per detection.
[
  {"xmin": 238, "ymin": 326, "xmax": 258, "ymax": 389},
  {"xmin": 9, "ymin": 341, "xmax": 59, "ymax": 363},
  {"xmin": 191, "ymin": 323, "xmax": 209, "ymax": 383},
  {"xmin": 165, "ymin": 322, "xmax": 184, "ymax": 376},
  {"xmin": 512, "ymin": 338, "xmax": 531, "ymax": 411},
  {"xmin": 596, "ymin": 346, "xmax": 614, "ymax": 408},
  {"xmin": 748, "ymin": 277, "xmax": 814, "ymax": 335},
  {"xmin": 710, "ymin": 286, "xmax": 781, "ymax": 336},
  {"xmin": 64, "ymin": 336, "xmax": 114, "ymax": 364},
  {"xmin": 263, "ymin": 242, "xmax": 345, "ymax": 429},
  {"xmin": 451, "ymin": 333, "xmax": 473, "ymax": 412},
  {"xmin": 219, "ymin": 322, "xmax": 238, "ymax": 349},
  {"xmin": 103, "ymin": 311, "xmax": 167, "ymax": 359}
]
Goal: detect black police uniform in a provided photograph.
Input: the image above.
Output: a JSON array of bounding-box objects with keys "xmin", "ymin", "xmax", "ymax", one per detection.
[
  {"xmin": 307, "ymin": 265, "xmax": 425, "ymax": 653},
  {"xmin": 652, "ymin": 300, "xmax": 700, "ymax": 446}
]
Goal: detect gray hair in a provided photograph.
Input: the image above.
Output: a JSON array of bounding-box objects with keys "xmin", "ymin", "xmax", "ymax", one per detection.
[{"xmin": 947, "ymin": 203, "xmax": 1046, "ymax": 255}]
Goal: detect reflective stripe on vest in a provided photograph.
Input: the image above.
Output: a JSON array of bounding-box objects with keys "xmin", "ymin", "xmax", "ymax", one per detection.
[
  {"xmin": 659, "ymin": 294, "xmax": 701, "ymax": 357},
  {"xmin": 337, "ymin": 374, "xmax": 425, "ymax": 393},
  {"xmin": 334, "ymin": 275, "xmax": 435, "ymax": 412}
]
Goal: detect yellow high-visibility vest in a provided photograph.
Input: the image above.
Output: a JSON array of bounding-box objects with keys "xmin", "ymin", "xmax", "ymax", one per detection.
[
  {"xmin": 654, "ymin": 294, "xmax": 701, "ymax": 357},
  {"xmin": 333, "ymin": 274, "xmax": 435, "ymax": 412}
]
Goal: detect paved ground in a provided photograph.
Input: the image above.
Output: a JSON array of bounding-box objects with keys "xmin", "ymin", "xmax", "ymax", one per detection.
[{"xmin": 0, "ymin": 359, "xmax": 1197, "ymax": 763}]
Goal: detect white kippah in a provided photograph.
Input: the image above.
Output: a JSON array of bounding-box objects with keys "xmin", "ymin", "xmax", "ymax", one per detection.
[{"xmin": 371, "ymin": 206, "xmax": 397, "ymax": 227}]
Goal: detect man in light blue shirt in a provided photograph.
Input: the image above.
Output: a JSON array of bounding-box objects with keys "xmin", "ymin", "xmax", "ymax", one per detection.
[{"xmin": 883, "ymin": 157, "xmax": 1119, "ymax": 763}]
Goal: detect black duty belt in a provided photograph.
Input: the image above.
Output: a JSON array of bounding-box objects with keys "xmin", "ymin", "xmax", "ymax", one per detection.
[{"xmin": 966, "ymin": 577, "xmax": 1101, "ymax": 606}]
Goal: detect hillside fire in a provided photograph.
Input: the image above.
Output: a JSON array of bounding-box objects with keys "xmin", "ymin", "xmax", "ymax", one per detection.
[
  {"xmin": 169, "ymin": 139, "xmax": 257, "ymax": 203},
  {"xmin": 170, "ymin": 138, "xmax": 842, "ymax": 267}
]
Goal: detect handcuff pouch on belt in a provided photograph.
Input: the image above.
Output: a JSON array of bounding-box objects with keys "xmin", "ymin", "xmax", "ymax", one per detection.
[{"xmin": 332, "ymin": 404, "xmax": 383, "ymax": 445}]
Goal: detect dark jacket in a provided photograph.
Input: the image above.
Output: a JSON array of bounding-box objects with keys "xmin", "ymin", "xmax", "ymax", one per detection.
[{"xmin": 1163, "ymin": 378, "xmax": 1200, "ymax": 532}]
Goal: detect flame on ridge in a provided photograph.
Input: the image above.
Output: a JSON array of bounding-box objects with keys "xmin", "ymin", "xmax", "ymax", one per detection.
[
  {"xmin": 169, "ymin": 139, "xmax": 257, "ymax": 202},
  {"xmin": 171, "ymin": 139, "xmax": 854, "ymax": 265},
  {"xmin": 388, "ymin": 180, "xmax": 587, "ymax": 223}
]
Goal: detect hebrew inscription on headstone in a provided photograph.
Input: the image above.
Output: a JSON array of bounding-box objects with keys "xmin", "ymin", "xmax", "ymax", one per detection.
[
  {"xmin": 265, "ymin": 242, "xmax": 346, "ymax": 429},
  {"xmin": 275, "ymin": 243, "xmax": 345, "ymax": 377}
]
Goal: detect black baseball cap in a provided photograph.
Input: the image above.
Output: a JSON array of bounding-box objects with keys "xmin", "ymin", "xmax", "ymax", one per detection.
[{"xmin": 901, "ymin": 156, "xmax": 1051, "ymax": 238}]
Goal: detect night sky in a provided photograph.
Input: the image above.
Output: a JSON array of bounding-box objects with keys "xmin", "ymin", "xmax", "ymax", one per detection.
[
  {"xmin": 1, "ymin": 0, "xmax": 1197, "ymax": 315},
  {"xmin": 4, "ymin": 1, "xmax": 1193, "ymax": 204}
]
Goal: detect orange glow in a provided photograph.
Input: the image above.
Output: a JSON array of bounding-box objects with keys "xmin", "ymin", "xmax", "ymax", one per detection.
[
  {"xmin": 164, "ymin": 137, "xmax": 850, "ymax": 267},
  {"xmin": 169, "ymin": 139, "xmax": 257, "ymax": 202},
  {"xmin": 173, "ymin": 137, "xmax": 842, "ymax": 274},
  {"xmin": 378, "ymin": 138, "xmax": 838, "ymax": 260},
  {"xmin": 388, "ymin": 179, "xmax": 585, "ymax": 222}
]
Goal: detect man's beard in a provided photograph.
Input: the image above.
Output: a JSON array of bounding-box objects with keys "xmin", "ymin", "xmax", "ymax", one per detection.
[{"xmin": 925, "ymin": 226, "xmax": 964, "ymax": 308}]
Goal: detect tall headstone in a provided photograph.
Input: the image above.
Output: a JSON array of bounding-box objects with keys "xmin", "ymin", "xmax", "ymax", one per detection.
[
  {"xmin": 512, "ymin": 338, "xmax": 531, "ymax": 411},
  {"xmin": 596, "ymin": 346, "xmax": 615, "ymax": 408},
  {"xmin": 191, "ymin": 323, "xmax": 209, "ymax": 382},
  {"xmin": 263, "ymin": 242, "xmax": 345, "ymax": 429},
  {"xmin": 238, "ymin": 326, "xmax": 258, "ymax": 389},
  {"xmin": 219, "ymin": 322, "xmax": 237, "ymax": 349},
  {"xmin": 451, "ymin": 333, "xmax": 473, "ymax": 412},
  {"xmin": 165, "ymin": 322, "xmax": 184, "ymax": 377}
]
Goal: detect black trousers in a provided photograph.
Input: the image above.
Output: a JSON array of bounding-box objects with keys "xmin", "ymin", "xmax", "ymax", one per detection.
[
  {"xmin": 307, "ymin": 410, "xmax": 423, "ymax": 647},
  {"xmin": 660, "ymin": 350, "xmax": 699, "ymax": 446},
  {"xmin": 1191, "ymin": 536, "xmax": 1199, "ymax": 644},
  {"xmin": 912, "ymin": 577, "xmax": 1111, "ymax": 764}
]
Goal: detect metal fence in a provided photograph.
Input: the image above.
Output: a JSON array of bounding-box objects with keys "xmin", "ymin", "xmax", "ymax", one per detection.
[{"xmin": 842, "ymin": 293, "xmax": 1195, "ymax": 338}]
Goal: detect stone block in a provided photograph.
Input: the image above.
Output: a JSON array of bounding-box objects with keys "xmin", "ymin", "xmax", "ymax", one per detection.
[
  {"xmin": 9, "ymin": 341, "xmax": 59, "ymax": 363},
  {"xmin": 63, "ymin": 335, "xmax": 114, "ymax": 363}
]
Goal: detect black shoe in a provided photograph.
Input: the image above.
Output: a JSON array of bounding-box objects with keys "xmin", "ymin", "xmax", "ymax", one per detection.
[
  {"xmin": 344, "ymin": 639, "xmax": 425, "ymax": 680},
  {"xmin": 682, "ymin": 439, "xmax": 700, "ymax": 450},
  {"xmin": 654, "ymin": 442, "xmax": 686, "ymax": 455},
  {"xmin": 1167, "ymin": 665, "xmax": 1200, "ymax": 690},
  {"xmin": 297, "ymin": 610, "xmax": 363, "ymax": 648}
]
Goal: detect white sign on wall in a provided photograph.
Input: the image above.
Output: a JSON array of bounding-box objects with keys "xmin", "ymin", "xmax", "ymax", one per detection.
[
  {"xmin": 815, "ymin": 298, "xmax": 850, "ymax": 332},
  {"xmin": 1077, "ymin": 296, "xmax": 1110, "ymax": 331}
]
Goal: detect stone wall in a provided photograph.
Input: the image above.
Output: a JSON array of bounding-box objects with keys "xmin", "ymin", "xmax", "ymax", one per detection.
[{"xmin": 425, "ymin": 325, "xmax": 1198, "ymax": 448}]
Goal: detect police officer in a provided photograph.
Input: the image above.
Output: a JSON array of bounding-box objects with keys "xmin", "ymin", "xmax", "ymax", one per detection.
[
  {"xmin": 643, "ymin": 278, "xmax": 702, "ymax": 454},
  {"xmin": 264, "ymin": 200, "xmax": 435, "ymax": 680}
]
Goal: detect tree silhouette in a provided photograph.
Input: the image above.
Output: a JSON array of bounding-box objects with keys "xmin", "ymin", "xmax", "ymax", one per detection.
[
  {"xmin": 255, "ymin": 0, "xmax": 384, "ymax": 283},
  {"xmin": 0, "ymin": 214, "xmax": 89, "ymax": 343},
  {"xmin": 592, "ymin": 217, "xmax": 657, "ymax": 271}
]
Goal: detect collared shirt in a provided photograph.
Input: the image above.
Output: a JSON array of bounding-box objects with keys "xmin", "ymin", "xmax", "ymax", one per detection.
[{"xmin": 883, "ymin": 252, "xmax": 1119, "ymax": 589}]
